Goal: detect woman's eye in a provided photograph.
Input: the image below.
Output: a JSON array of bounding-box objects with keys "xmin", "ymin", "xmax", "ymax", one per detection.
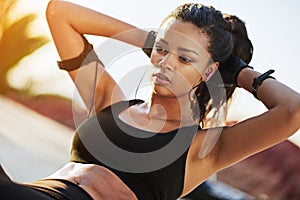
[
  {"xmin": 179, "ymin": 55, "xmax": 192, "ymax": 63},
  {"xmin": 155, "ymin": 45, "xmax": 168, "ymax": 54}
]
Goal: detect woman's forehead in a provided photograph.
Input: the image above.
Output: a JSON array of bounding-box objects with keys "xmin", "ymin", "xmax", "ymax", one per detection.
[
  {"xmin": 158, "ymin": 20, "xmax": 211, "ymax": 57},
  {"xmin": 158, "ymin": 19, "xmax": 209, "ymax": 51}
]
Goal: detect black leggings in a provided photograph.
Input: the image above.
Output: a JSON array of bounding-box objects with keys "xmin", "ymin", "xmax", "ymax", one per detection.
[{"xmin": 0, "ymin": 165, "xmax": 93, "ymax": 200}]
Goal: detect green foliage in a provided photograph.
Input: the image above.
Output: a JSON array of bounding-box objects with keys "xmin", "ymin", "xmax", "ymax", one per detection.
[{"xmin": 0, "ymin": 0, "xmax": 49, "ymax": 94}]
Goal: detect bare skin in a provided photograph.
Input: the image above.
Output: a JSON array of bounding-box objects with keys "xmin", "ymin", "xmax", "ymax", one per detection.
[
  {"xmin": 45, "ymin": 162, "xmax": 137, "ymax": 200},
  {"xmin": 46, "ymin": 0, "xmax": 300, "ymax": 198}
]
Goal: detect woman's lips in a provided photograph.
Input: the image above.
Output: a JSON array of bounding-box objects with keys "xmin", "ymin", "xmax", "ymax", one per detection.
[{"xmin": 153, "ymin": 73, "xmax": 171, "ymax": 85}]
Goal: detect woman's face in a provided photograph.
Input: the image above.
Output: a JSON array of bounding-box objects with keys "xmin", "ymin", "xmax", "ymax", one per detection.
[{"xmin": 150, "ymin": 19, "xmax": 218, "ymax": 98}]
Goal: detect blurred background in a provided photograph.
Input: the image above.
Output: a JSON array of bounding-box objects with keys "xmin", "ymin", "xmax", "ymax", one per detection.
[
  {"xmin": 0, "ymin": 0, "xmax": 299, "ymax": 200},
  {"xmin": 2, "ymin": 0, "xmax": 300, "ymax": 126}
]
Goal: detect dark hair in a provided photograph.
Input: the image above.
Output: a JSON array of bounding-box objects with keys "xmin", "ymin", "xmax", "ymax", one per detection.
[
  {"xmin": 163, "ymin": 3, "xmax": 253, "ymax": 126},
  {"xmin": 223, "ymin": 14, "xmax": 253, "ymax": 64}
]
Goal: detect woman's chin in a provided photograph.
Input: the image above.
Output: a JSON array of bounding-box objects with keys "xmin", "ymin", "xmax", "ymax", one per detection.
[{"xmin": 152, "ymin": 84, "xmax": 174, "ymax": 97}]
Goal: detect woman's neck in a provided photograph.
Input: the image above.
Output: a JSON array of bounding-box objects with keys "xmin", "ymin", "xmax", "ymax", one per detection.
[{"xmin": 147, "ymin": 93, "xmax": 195, "ymax": 125}]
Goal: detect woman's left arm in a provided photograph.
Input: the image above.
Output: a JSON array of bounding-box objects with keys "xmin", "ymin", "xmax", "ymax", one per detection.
[{"xmin": 213, "ymin": 67, "xmax": 300, "ymax": 170}]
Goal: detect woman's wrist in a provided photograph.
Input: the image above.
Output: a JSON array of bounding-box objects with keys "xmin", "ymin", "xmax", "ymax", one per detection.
[
  {"xmin": 232, "ymin": 57, "xmax": 253, "ymax": 87},
  {"xmin": 251, "ymin": 70, "xmax": 275, "ymax": 98},
  {"xmin": 237, "ymin": 67, "xmax": 261, "ymax": 92},
  {"xmin": 112, "ymin": 28, "xmax": 149, "ymax": 48},
  {"xmin": 238, "ymin": 68, "xmax": 276, "ymax": 99},
  {"xmin": 142, "ymin": 31, "xmax": 157, "ymax": 57}
]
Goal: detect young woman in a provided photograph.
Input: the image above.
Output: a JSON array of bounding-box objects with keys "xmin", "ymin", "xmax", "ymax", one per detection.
[{"xmin": 1, "ymin": 1, "xmax": 299, "ymax": 200}]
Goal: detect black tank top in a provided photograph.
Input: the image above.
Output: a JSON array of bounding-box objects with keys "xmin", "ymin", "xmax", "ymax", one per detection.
[{"xmin": 70, "ymin": 100, "xmax": 198, "ymax": 200}]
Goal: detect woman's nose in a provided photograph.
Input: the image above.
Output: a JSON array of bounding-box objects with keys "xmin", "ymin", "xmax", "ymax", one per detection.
[{"xmin": 158, "ymin": 53, "xmax": 175, "ymax": 71}]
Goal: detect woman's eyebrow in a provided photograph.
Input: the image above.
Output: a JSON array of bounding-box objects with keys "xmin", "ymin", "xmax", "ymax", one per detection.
[
  {"xmin": 158, "ymin": 38, "xmax": 168, "ymax": 45},
  {"xmin": 178, "ymin": 47, "xmax": 198, "ymax": 55},
  {"xmin": 158, "ymin": 38, "xmax": 198, "ymax": 55}
]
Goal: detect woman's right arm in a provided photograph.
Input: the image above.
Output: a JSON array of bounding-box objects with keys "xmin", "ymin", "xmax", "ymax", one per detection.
[{"xmin": 46, "ymin": 0, "xmax": 149, "ymax": 113}]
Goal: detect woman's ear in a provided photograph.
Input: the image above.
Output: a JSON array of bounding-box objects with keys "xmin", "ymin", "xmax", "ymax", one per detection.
[{"xmin": 204, "ymin": 62, "xmax": 219, "ymax": 81}]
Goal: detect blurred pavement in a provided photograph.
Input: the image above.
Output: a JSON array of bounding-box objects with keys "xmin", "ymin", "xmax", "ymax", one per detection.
[{"xmin": 0, "ymin": 95, "xmax": 73, "ymax": 183}]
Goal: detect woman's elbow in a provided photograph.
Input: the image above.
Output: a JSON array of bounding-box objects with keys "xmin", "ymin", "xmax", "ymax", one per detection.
[
  {"xmin": 293, "ymin": 99, "xmax": 300, "ymax": 127},
  {"xmin": 286, "ymin": 94, "xmax": 300, "ymax": 130},
  {"xmin": 46, "ymin": 0, "xmax": 65, "ymax": 22}
]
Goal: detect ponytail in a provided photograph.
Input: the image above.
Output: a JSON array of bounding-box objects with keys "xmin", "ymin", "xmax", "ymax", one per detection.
[
  {"xmin": 192, "ymin": 14, "xmax": 253, "ymax": 127},
  {"xmin": 223, "ymin": 14, "xmax": 253, "ymax": 64},
  {"xmin": 216, "ymin": 14, "xmax": 253, "ymax": 91}
]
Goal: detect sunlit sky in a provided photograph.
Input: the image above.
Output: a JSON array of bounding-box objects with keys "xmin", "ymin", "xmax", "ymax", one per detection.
[{"xmin": 9, "ymin": 0, "xmax": 300, "ymax": 121}]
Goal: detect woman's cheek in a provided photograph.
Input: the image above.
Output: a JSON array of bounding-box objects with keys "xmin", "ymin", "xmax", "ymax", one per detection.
[
  {"xmin": 172, "ymin": 74, "xmax": 194, "ymax": 95},
  {"xmin": 150, "ymin": 51, "xmax": 162, "ymax": 66}
]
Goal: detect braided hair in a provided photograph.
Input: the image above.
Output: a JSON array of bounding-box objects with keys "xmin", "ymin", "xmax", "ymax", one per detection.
[{"xmin": 163, "ymin": 4, "xmax": 253, "ymax": 127}]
